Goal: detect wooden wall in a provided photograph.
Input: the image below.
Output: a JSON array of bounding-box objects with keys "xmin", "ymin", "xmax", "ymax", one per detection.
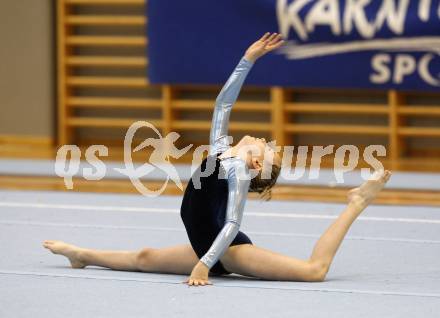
[{"xmin": 57, "ymin": 0, "xmax": 440, "ymax": 172}]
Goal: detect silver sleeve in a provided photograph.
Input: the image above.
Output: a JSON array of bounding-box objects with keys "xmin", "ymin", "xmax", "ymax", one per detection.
[
  {"xmin": 200, "ymin": 158, "xmax": 250, "ymax": 269},
  {"xmin": 209, "ymin": 57, "xmax": 254, "ymax": 156}
]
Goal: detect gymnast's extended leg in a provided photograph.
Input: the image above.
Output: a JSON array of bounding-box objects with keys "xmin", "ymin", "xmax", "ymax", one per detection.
[
  {"xmin": 43, "ymin": 241, "xmax": 199, "ymax": 275},
  {"xmin": 220, "ymin": 170, "xmax": 391, "ymax": 282},
  {"xmin": 44, "ymin": 170, "xmax": 390, "ymax": 281}
]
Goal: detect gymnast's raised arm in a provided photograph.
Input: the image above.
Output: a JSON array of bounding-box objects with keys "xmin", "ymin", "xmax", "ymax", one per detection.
[
  {"xmin": 209, "ymin": 32, "xmax": 285, "ymax": 156},
  {"xmin": 208, "ymin": 57, "xmax": 254, "ymax": 155}
]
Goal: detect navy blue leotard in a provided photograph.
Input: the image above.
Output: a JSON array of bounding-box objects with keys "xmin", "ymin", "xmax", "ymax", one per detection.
[{"xmin": 180, "ymin": 56, "xmax": 254, "ymax": 275}]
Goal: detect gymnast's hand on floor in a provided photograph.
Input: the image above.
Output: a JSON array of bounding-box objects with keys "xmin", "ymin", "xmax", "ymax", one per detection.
[
  {"xmin": 185, "ymin": 261, "xmax": 212, "ymax": 287},
  {"xmin": 244, "ymin": 32, "xmax": 285, "ymax": 63}
]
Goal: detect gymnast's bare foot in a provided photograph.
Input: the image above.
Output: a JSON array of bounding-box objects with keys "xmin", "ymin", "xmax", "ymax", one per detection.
[
  {"xmin": 43, "ymin": 240, "xmax": 86, "ymax": 269},
  {"xmin": 347, "ymin": 170, "xmax": 392, "ymax": 211}
]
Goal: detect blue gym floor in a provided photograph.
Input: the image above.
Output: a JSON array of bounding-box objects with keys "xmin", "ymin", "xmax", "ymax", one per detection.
[{"xmin": 0, "ymin": 190, "xmax": 439, "ymax": 317}]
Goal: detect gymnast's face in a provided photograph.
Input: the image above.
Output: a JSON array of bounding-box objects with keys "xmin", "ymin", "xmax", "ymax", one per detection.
[{"xmin": 236, "ymin": 135, "xmax": 281, "ymax": 171}]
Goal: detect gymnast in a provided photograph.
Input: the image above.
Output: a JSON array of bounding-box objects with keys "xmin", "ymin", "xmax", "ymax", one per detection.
[{"xmin": 43, "ymin": 32, "xmax": 391, "ymax": 286}]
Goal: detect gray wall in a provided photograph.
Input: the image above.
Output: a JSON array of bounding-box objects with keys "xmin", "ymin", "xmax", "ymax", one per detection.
[{"xmin": 0, "ymin": 0, "xmax": 54, "ymax": 138}]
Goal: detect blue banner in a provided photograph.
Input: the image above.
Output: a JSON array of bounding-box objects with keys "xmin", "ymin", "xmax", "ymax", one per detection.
[{"xmin": 147, "ymin": 0, "xmax": 440, "ymax": 91}]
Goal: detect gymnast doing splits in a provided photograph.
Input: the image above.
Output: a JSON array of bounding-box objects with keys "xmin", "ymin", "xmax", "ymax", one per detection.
[{"xmin": 44, "ymin": 33, "xmax": 391, "ymax": 286}]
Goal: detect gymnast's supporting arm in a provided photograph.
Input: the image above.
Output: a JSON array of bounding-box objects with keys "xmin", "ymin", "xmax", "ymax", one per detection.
[{"xmin": 200, "ymin": 161, "xmax": 250, "ymax": 268}]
